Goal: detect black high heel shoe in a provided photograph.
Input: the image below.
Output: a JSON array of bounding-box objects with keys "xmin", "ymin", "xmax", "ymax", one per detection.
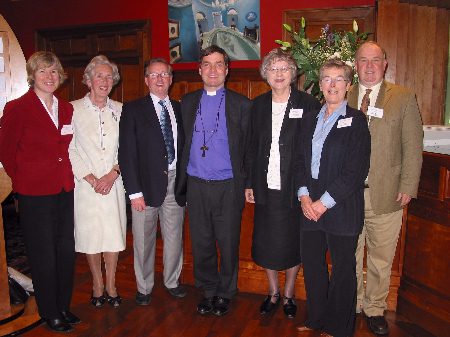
[
  {"xmin": 260, "ymin": 292, "xmax": 280, "ymax": 315},
  {"xmin": 106, "ymin": 292, "xmax": 122, "ymax": 308},
  {"xmin": 91, "ymin": 292, "xmax": 106, "ymax": 308},
  {"xmin": 282, "ymin": 296, "xmax": 297, "ymax": 318}
]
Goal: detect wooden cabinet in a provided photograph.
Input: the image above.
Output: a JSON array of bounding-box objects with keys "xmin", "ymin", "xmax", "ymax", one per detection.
[
  {"xmin": 36, "ymin": 20, "xmax": 150, "ymax": 103},
  {"xmin": 397, "ymin": 152, "xmax": 450, "ymax": 337}
]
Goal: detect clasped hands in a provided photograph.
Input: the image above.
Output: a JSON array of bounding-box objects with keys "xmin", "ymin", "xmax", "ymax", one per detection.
[
  {"xmin": 84, "ymin": 171, "xmax": 116, "ymax": 195},
  {"xmin": 299, "ymin": 195, "xmax": 327, "ymax": 222}
]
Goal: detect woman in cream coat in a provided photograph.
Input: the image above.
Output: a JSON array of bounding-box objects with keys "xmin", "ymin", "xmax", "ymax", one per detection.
[{"xmin": 69, "ymin": 55, "xmax": 126, "ymax": 308}]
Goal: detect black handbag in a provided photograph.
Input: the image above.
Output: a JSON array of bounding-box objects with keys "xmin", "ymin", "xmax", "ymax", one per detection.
[{"xmin": 8, "ymin": 275, "xmax": 29, "ymax": 304}]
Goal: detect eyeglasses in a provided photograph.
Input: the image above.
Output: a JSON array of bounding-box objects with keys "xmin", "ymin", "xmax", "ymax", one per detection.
[
  {"xmin": 321, "ymin": 76, "xmax": 347, "ymax": 84},
  {"xmin": 267, "ymin": 66, "xmax": 292, "ymax": 74},
  {"xmin": 146, "ymin": 72, "xmax": 171, "ymax": 79}
]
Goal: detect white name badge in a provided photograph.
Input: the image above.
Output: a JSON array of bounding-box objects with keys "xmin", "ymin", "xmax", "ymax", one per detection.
[
  {"xmin": 289, "ymin": 108, "xmax": 303, "ymax": 118},
  {"xmin": 367, "ymin": 106, "xmax": 384, "ymax": 119},
  {"xmin": 337, "ymin": 117, "xmax": 353, "ymax": 128},
  {"xmin": 61, "ymin": 124, "xmax": 73, "ymax": 135}
]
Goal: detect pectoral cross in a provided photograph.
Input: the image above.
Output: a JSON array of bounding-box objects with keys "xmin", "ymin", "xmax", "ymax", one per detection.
[{"xmin": 201, "ymin": 144, "xmax": 209, "ymax": 157}]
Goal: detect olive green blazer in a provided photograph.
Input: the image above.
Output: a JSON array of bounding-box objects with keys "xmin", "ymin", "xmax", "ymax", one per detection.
[{"xmin": 347, "ymin": 81, "xmax": 423, "ymax": 215}]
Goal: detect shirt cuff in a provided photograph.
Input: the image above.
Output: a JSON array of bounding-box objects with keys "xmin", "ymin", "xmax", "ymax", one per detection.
[
  {"xmin": 129, "ymin": 192, "xmax": 143, "ymax": 200},
  {"xmin": 298, "ymin": 186, "xmax": 309, "ymax": 198},
  {"xmin": 320, "ymin": 191, "xmax": 336, "ymax": 209}
]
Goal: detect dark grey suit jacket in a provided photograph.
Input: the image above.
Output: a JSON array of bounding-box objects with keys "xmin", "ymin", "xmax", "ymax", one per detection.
[
  {"xmin": 119, "ymin": 95, "xmax": 185, "ymax": 207},
  {"xmin": 175, "ymin": 88, "xmax": 252, "ymax": 209}
]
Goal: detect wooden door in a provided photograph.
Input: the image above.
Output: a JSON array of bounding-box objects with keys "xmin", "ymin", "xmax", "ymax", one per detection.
[{"xmin": 36, "ymin": 20, "xmax": 150, "ymax": 103}]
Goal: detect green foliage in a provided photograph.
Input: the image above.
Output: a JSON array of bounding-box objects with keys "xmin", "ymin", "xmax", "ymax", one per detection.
[{"xmin": 276, "ymin": 18, "xmax": 371, "ymax": 99}]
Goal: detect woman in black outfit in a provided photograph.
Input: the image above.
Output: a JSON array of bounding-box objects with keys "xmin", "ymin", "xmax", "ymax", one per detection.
[{"xmin": 245, "ymin": 48, "xmax": 320, "ymax": 318}]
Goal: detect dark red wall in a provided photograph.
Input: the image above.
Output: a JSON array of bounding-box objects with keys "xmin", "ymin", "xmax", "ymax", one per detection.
[{"xmin": 0, "ymin": 0, "xmax": 374, "ymax": 69}]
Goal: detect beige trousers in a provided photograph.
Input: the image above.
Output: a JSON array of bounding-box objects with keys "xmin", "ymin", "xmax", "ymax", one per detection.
[{"xmin": 355, "ymin": 188, "xmax": 403, "ymax": 317}]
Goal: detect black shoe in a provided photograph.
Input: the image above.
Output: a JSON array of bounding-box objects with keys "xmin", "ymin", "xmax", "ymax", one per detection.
[
  {"xmin": 367, "ymin": 315, "xmax": 389, "ymax": 335},
  {"xmin": 45, "ymin": 318, "xmax": 74, "ymax": 333},
  {"xmin": 197, "ymin": 297, "xmax": 215, "ymax": 315},
  {"xmin": 91, "ymin": 293, "xmax": 106, "ymax": 307},
  {"xmin": 282, "ymin": 296, "xmax": 297, "ymax": 318},
  {"xmin": 135, "ymin": 291, "xmax": 151, "ymax": 306},
  {"xmin": 213, "ymin": 296, "xmax": 230, "ymax": 316},
  {"xmin": 106, "ymin": 292, "xmax": 122, "ymax": 308},
  {"xmin": 61, "ymin": 310, "xmax": 81, "ymax": 325},
  {"xmin": 260, "ymin": 293, "xmax": 280, "ymax": 315},
  {"xmin": 167, "ymin": 285, "xmax": 187, "ymax": 298}
]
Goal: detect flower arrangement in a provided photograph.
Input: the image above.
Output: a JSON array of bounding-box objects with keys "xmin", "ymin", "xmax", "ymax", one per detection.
[{"xmin": 275, "ymin": 18, "xmax": 370, "ymax": 98}]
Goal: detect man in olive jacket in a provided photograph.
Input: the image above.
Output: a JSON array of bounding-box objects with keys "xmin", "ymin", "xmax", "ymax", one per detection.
[{"xmin": 347, "ymin": 41, "xmax": 423, "ymax": 336}]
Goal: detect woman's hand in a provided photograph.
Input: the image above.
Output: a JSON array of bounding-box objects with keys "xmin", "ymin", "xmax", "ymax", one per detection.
[
  {"xmin": 245, "ymin": 188, "xmax": 255, "ymax": 203},
  {"xmin": 94, "ymin": 170, "xmax": 118, "ymax": 195},
  {"xmin": 84, "ymin": 173, "xmax": 98, "ymax": 189},
  {"xmin": 300, "ymin": 195, "xmax": 318, "ymax": 222}
]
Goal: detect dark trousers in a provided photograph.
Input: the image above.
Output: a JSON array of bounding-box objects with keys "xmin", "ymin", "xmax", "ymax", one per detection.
[
  {"xmin": 187, "ymin": 176, "xmax": 242, "ymax": 299},
  {"xmin": 17, "ymin": 190, "xmax": 75, "ymax": 319},
  {"xmin": 301, "ymin": 230, "xmax": 358, "ymax": 337}
]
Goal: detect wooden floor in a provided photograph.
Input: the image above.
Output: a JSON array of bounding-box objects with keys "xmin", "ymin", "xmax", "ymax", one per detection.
[{"xmin": 14, "ymin": 233, "xmax": 432, "ymax": 337}]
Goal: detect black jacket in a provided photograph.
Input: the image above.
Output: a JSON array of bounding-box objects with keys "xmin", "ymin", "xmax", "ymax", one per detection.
[
  {"xmin": 119, "ymin": 95, "xmax": 185, "ymax": 207},
  {"xmin": 246, "ymin": 88, "xmax": 320, "ymax": 208}
]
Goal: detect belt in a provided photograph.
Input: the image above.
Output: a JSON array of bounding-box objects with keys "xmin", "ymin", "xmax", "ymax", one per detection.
[{"xmin": 188, "ymin": 175, "xmax": 233, "ymax": 185}]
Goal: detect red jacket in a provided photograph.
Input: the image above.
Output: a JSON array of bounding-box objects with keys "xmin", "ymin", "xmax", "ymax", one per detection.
[{"xmin": 0, "ymin": 89, "xmax": 74, "ymax": 195}]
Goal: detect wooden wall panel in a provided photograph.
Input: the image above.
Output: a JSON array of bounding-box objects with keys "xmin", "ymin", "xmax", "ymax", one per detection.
[
  {"xmin": 169, "ymin": 69, "xmax": 269, "ymax": 101},
  {"xmin": 377, "ymin": 0, "xmax": 450, "ymax": 124}
]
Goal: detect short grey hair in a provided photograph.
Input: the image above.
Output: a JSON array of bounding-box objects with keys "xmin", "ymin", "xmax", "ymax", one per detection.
[
  {"xmin": 144, "ymin": 58, "xmax": 173, "ymax": 76},
  {"xmin": 319, "ymin": 58, "xmax": 353, "ymax": 83},
  {"xmin": 260, "ymin": 48, "xmax": 297, "ymax": 83},
  {"xmin": 82, "ymin": 55, "xmax": 120, "ymax": 86}
]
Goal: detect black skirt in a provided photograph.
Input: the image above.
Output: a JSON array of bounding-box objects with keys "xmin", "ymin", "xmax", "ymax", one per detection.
[{"xmin": 252, "ymin": 189, "xmax": 301, "ymax": 270}]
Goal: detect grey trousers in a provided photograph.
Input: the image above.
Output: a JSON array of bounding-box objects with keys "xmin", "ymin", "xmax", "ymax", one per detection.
[{"xmin": 132, "ymin": 170, "xmax": 185, "ymax": 294}]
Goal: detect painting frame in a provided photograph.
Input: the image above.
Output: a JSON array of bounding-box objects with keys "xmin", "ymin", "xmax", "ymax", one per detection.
[
  {"xmin": 169, "ymin": 43, "xmax": 182, "ymax": 63},
  {"xmin": 168, "ymin": 19, "xmax": 180, "ymax": 40}
]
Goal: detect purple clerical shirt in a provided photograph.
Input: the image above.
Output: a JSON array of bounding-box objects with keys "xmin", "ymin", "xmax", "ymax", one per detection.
[{"xmin": 187, "ymin": 87, "xmax": 233, "ymax": 180}]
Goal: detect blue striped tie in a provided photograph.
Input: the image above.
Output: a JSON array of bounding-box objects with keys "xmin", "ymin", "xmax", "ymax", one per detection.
[{"xmin": 158, "ymin": 100, "xmax": 175, "ymax": 165}]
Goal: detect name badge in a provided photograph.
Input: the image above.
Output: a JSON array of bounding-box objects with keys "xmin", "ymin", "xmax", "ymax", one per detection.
[
  {"xmin": 289, "ymin": 108, "xmax": 303, "ymax": 118},
  {"xmin": 61, "ymin": 124, "xmax": 73, "ymax": 135},
  {"xmin": 367, "ymin": 106, "xmax": 384, "ymax": 119},
  {"xmin": 337, "ymin": 117, "xmax": 353, "ymax": 128}
]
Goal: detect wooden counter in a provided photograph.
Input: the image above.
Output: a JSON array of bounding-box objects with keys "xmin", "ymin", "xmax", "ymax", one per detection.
[{"xmin": 397, "ymin": 151, "xmax": 450, "ymax": 337}]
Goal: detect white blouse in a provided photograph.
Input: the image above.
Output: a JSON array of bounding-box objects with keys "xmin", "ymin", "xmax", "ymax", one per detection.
[{"xmin": 267, "ymin": 101, "xmax": 288, "ymax": 190}]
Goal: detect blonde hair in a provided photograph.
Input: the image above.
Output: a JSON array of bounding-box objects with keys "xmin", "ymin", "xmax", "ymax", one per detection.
[{"xmin": 26, "ymin": 51, "xmax": 66, "ymax": 87}]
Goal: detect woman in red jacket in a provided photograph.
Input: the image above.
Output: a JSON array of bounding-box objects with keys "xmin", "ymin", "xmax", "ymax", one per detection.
[{"xmin": 0, "ymin": 51, "xmax": 80, "ymax": 333}]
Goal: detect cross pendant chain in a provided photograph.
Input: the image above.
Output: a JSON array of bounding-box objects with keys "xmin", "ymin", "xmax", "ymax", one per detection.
[{"xmin": 201, "ymin": 144, "xmax": 209, "ymax": 157}]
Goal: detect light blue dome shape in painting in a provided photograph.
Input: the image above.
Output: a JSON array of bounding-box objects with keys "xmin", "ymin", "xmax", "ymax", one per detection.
[{"xmin": 245, "ymin": 11, "xmax": 257, "ymax": 22}]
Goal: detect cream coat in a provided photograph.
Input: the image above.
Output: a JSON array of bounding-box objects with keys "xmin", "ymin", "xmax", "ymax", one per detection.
[{"xmin": 69, "ymin": 97, "xmax": 126, "ymax": 253}]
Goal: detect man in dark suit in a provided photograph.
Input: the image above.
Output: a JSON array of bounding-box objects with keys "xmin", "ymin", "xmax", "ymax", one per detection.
[
  {"xmin": 119, "ymin": 58, "xmax": 186, "ymax": 306},
  {"xmin": 175, "ymin": 45, "xmax": 252, "ymax": 316},
  {"xmin": 347, "ymin": 41, "xmax": 423, "ymax": 335}
]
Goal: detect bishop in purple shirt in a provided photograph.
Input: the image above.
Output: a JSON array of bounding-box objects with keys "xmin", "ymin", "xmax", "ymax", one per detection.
[{"xmin": 176, "ymin": 45, "xmax": 252, "ymax": 317}]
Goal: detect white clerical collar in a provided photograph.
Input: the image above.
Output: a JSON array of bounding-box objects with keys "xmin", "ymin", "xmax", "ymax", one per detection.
[{"xmin": 205, "ymin": 86, "xmax": 225, "ymax": 96}]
